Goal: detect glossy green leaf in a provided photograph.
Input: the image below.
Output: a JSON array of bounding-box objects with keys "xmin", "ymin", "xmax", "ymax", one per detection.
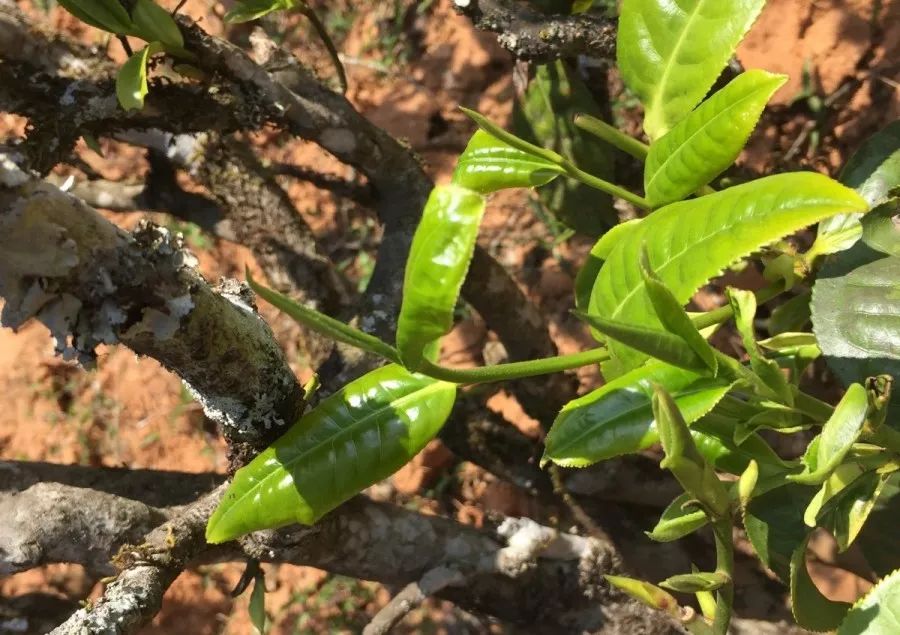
[
  {"xmin": 603, "ymin": 575, "xmax": 681, "ymax": 617},
  {"xmin": 543, "ymin": 362, "xmax": 733, "ymax": 467},
  {"xmin": 645, "ymin": 70, "xmax": 786, "ymax": 207},
  {"xmin": 769, "ymin": 291, "xmax": 812, "ymax": 335},
  {"xmin": 788, "ymin": 384, "xmax": 868, "ymax": 485},
  {"xmin": 842, "ymin": 121, "xmax": 900, "ymax": 205},
  {"xmin": 790, "ymin": 534, "xmax": 852, "ymax": 631},
  {"xmin": 57, "ymin": 0, "xmax": 134, "ymax": 34},
  {"xmin": 642, "ymin": 251, "xmax": 718, "ymax": 373},
  {"xmin": 246, "ymin": 269, "xmax": 400, "ymax": 364},
  {"xmin": 206, "ymin": 365, "xmax": 456, "ymax": 543},
  {"xmin": 744, "ymin": 483, "xmax": 817, "ymax": 581},
  {"xmin": 589, "ymin": 173, "xmax": 869, "ymax": 371},
  {"xmin": 249, "ymin": 572, "xmax": 266, "ymax": 635},
  {"xmin": 452, "ymin": 130, "xmax": 564, "ymax": 194},
  {"xmin": 862, "ymin": 199, "xmax": 900, "ymax": 257},
  {"xmin": 837, "ymin": 568, "xmax": 900, "ymax": 635},
  {"xmin": 130, "ymin": 0, "xmax": 184, "ymax": 49},
  {"xmin": 115, "ymin": 42, "xmax": 163, "ymax": 111},
  {"xmin": 513, "ymin": 60, "xmax": 617, "ymax": 235},
  {"xmin": 654, "ymin": 386, "xmax": 730, "ymax": 518},
  {"xmin": 660, "ymin": 571, "xmax": 730, "ymax": 594},
  {"xmin": 647, "ymin": 492, "xmax": 709, "ymax": 542},
  {"xmin": 820, "ymin": 470, "xmax": 889, "ymax": 551},
  {"xmin": 617, "ymin": 0, "xmax": 767, "ymax": 140},
  {"xmin": 396, "ymin": 186, "xmax": 485, "ymax": 370},
  {"xmin": 693, "ymin": 415, "xmax": 792, "ymax": 477},
  {"xmin": 728, "ymin": 288, "xmax": 793, "ymax": 405},
  {"xmin": 575, "ymin": 219, "xmax": 642, "ymax": 310},
  {"xmin": 816, "ymin": 121, "xmax": 900, "ymax": 255},
  {"xmin": 577, "ymin": 311, "xmax": 714, "ymax": 373}
]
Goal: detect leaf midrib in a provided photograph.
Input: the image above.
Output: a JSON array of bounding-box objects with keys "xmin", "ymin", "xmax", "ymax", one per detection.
[{"xmin": 646, "ymin": 0, "xmax": 709, "ymax": 133}]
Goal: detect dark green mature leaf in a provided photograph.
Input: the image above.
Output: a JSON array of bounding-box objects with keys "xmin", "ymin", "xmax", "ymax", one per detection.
[
  {"xmin": 130, "ymin": 0, "xmax": 183, "ymax": 50},
  {"xmin": 837, "ymin": 568, "xmax": 900, "ymax": 635},
  {"xmin": 817, "ymin": 121, "xmax": 900, "ymax": 254},
  {"xmin": 589, "ymin": 173, "xmax": 868, "ymax": 372},
  {"xmin": 842, "ymin": 121, "xmax": 900, "ymax": 205},
  {"xmin": 812, "ymin": 255, "xmax": 900, "ymax": 401},
  {"xmin": 744, "ymin": 483, "xmax": 817, "ymax": 581},
  {"xmin": 206, "ymin": 365, "xmax": 456, "ymax": 543},
  {"xmin": 57, "ymin": 0, "xmax": 134, "ymax": 34},
  {"xmin": 513, "ymin": 60, "xmax": 617, "ymax": 235},
  {"xmin": 856, "ymin": 473, "xmax": 900, "ymax": 577},
  {"xmin": 452, "ymin": 130, "xmax": 564, "ymax": 194},
  {"xmin": 654, "ymin": 386, "xmax": 730, "ymax": 517},
  {"xmin": 617, "ymin": 0, "xmax": 766, "ymax": 140},
  {"xmin": 396, "ymin": 185, "xmax": 485, "ymax": 370},
  {"xmin": 116, "ymin": 42, "xmax": 162, "ymax": 111},
  {"xmin": 862, "ymin": 199, "xmax": 900, "ymax": 257},
  {"xmin": 644, "ymin": 70, "xmax": 786, "ymax": 207},
  {"xmin": 788, "ymin": 384, "xmax": 868, "ymax": 486},
  {"xmin": 790, "ymin": 534, "xmax": 852, "ymax": 631},
  {"xmin": 647, "ymin": 492, "xmax": 709, "ymax": 542},
  {"xmin": 249, "ymin": 572, "xmax": 266, "ymax": 635},
  {"xmin": 769, "ymin": 291, "xmax": 812, "ymax": 335},
  {"xmin": 543, "ymin": 362, "xmax": 732, "ymax": 467}
]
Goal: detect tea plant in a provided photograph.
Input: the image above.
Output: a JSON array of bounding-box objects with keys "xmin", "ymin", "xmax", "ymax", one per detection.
[{"xmin": 52, "ymin": 0, "xmax": 900, "ymax": 631}]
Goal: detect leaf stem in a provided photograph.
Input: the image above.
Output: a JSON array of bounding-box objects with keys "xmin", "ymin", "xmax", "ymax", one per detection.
[
  {"xmin": 246, "ymin": 269, "xmax": 402, "ymax": 364},
  {"xmin": 574, "ymin": 114, "xmax": 649, "ymax": 160},
  {"xmin": 691, "ymin": 283, "xmax": 786, "ymax": 332},
  {"xmin": 711, "ymin": 518, "xmax": 735, "ymax": 635},
  {"xmin": 563, "ymin": 164, "xmax": 652, "ymax": 209},
  {"xmin": 461, "ymin": 107, "xmax": 650, "ymax": 209},
  {"xmin": 417, "ymin": 347, "xmax": 610, "ymax": 385}
]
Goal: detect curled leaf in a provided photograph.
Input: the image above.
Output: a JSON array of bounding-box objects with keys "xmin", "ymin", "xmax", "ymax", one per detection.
[{"xmin": 396, "ymin": 185, "xmax": 485, "ymax": 370}]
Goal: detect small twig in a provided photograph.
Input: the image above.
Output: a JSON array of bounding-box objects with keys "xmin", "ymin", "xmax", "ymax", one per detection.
[
  {"xmin": 270, "ymin": 162, "xmax": 374, "ymax": 207},
  {"xmin": 362, "ymin": 567, "xmax": 465, "ymax": 635},
  {"xmin": 299, "ymin": 3, "xmax": 348, "ymax": 94}
]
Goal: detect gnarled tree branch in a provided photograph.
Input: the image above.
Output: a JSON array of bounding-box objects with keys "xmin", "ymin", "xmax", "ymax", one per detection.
[{"xmin": 453, "ymin": 0, "xmax": 617, "ymax": 62}]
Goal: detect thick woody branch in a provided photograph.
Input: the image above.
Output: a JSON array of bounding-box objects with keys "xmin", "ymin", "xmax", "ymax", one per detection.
[
  {"xmin": 0, "ymin": 156, "xmax": 304, "ymax": 445},
  {"xmin": 0, "ymin": 461, "xmax": 682, "ymax": 634},
  {"xmin": 49, "ymin": 486, "xmax": 228, "ymax": 635},
  {"xmin": 452, "ymin": 0, "xmax": 617, "ymax": 62}
]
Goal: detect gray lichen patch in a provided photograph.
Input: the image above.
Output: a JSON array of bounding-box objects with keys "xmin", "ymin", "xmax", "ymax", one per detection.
[{"xmin": 1, "ymin": 168, "xmax": 304, "ymax": 443}]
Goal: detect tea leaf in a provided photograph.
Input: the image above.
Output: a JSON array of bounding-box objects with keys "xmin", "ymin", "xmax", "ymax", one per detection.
[{"xmin": 206, "ymin": 365, "xmax": 456, "ymax": 543}]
